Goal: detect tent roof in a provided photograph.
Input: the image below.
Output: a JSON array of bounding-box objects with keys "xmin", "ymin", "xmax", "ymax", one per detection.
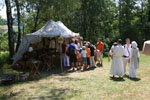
[
  {"xmin": 142, "ymin": 40, "xmax": 150, "ymax": 55},
  {"xmin": 144, "ymin": 40, "xmax": 150, "ymax": 44},
  {"xmin": 12, "ymin": 20, "xmax": 80, "ymax": 65},
  {"xmin": 30, "ymin": 20, "xmax": 79, "ymax": 38}
]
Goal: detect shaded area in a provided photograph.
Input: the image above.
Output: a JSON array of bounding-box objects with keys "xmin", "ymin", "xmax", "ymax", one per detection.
[
  {"xmin": 56, "ymin": 76, "xmax": 84, "ymax": 82},
  {"xmin": 84, "ymin": 67, "xmax": 96, "ymax": 71},
  {"xmin": 125, "ymin": 75, "xmax": 141, "ymax": 82},
  {"xmin": 63, "ymin": 66, "xmax": 96, "ymax": 73},
  {"xmin": 0, "ymin": 65, "xmax": 88, "ymax": 86},
  {"xmin": 0, "ymin": 67, "xmax": 83, "ymax": 100},
  {"xmin": 110, "ymin": 77, "xmax": 125, "ymax": 82},
  {"xmin": 110, "ymin": 75, "xmax": 141, "ymax": 82},
  {"xmin": 4, "ymin": 87, "xmax": 81, "ymax": 100},
  {"xmin": 0, "ymin": 94, "xmax": 8, "ymax": 100},
  {"xmin": 0, "ymin": 67, "xmax": 61, "ymax": 86},
  {"xmin": 0, "ymin": 87, "xmax": 25, "ymax": 100},
  {"xmin": 129, "ymin": 77, "xmax": 141, "ymax": 81},
  {"xmin": 27, "ymin": 88, "xmax": 81, "ymax": 100}
]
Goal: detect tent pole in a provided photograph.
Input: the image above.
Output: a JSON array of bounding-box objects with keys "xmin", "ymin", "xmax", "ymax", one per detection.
[{"xmin": 60, "ymin": 44, "xmax": 63, "ymax": 72}]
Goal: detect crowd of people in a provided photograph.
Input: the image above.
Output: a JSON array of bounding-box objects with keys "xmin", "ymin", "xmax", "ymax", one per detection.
[
  {"xmin": 109, "ymin": 38, "xmax": 140, "ymax": 78},
  {"xmin": 62, "ymin": 38, "xmax": 140, "ymax": 79},
  {"xmin": 62, "ymin": 39, "xmax": 104, "ymax": 71}
]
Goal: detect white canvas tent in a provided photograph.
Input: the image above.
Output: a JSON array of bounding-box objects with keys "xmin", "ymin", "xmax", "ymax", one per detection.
[
  {"xmin": 142, "ymin": 40, "xmax": 150, "ymax": 55},
  {"xmin": 12, "ymin": 20, "xmax": 79, "ymax": 65}
]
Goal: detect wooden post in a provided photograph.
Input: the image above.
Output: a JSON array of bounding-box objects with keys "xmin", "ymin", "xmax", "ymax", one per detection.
[
  {"xmin": 58, "ymin": 37, "xmax": 64, "ymax": 72},
  {"xmin": 60, "ymin": 43, "xmax": 63, "ymax": 72}
]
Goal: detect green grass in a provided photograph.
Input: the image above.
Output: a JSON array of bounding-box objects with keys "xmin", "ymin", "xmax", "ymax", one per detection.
[
  {"xmin": 0, "ymin": 25, "xmax": 18, "ymax": 33},
  {"xmin": 0, "ymin": 54, "xmax": 150, "ymax": 100}
]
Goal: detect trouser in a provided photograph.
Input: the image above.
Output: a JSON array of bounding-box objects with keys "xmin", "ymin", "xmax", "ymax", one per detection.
[
  {"xmin": 63, "ymin": 54, "xmax": 70, "ymax": 67},
  {"xmin": 97, "ymin": 51, "xmax": 103, "ymax": 64},
  {"xmin": 90, "ymin": 56, "xmax": 96, "ymax": 67},
  {"xmin": 87, "ymin": 57, "xmax": 90, "ymax": 65},
  {"xmin": 123, "ymin": 57, "xmax": 130, "ymax": 74}
]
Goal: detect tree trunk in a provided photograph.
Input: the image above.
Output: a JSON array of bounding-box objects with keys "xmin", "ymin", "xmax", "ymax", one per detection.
[
  {"xmin": 81, "ymin": 0, "xmax": 87, "ymax": 40},
  {"xmin": 148, "ymin": 0, "xmax": 150, "ymax": 22},
  {"xmin": 5, "ymin": 0, "xmax": 14, "ymax": 58},
  {"xmin": 15, "ymin": 0, "xmax": 21, "ymax": 52},
  {"xmin": 32, "ymin": 7, "xmax": 40, "ymax": 33},
  {"xmin": 119, "ymin": 0, "xmax": 122, "ymax": 35}
]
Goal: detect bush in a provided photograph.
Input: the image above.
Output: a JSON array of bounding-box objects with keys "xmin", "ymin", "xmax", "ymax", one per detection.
[
  {"xmin": 0, "ymin": 32, "xmax": 9, "ymax": 51},
  {"xmin": 0, "ymin": 51, "xmax": 9, "ymax": 68}
]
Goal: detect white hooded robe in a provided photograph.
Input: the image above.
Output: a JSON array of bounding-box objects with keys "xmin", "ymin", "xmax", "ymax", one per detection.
[{"xmin": 129, "ymin": 42, "xmax": 140, "ymax": 78}]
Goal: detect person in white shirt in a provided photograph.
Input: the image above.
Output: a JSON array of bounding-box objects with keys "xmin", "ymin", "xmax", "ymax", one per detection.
[
  {"xmin": 129, "ymin": 41, "xmax": 140, "ymax": 78},
  {"xmin": 123, "ymin": 38, "xmax": 132, "ymax": 75},
  {"xmin": 109, "ymin": 39, "xmax": 125, "ymax": 77},
  {"xmin": 81, "ymin": 46, "xmax": 87, "ymax": 70}
]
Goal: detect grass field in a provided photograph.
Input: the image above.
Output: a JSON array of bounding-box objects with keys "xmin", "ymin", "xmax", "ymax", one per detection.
[
  {"xmin": 0, "ymin": 54, "xmax": 150, "ymax": 100},
  {"xmin": 0, "ymin": 25, "xmax": 17, "ymax": 33}
]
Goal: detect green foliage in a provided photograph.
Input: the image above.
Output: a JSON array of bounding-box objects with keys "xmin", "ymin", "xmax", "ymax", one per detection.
[
  {"xmin": 0, "ymin": 16, "xmax": 7, "ymax": 25},
  {"xmin": 118, "ymin": 0, "xmax": 150, "ymax": 49},
  {"xmin": 0, "ymin": 51, "xmax": 9, "ymax": 67},
  {"xmin": 0, "ymin": 33, "xmax": 8, "ymax": 51},
  {"xmin": 2, "ymin": 0, "xmax": 150, "ymax": 56},
  {"xmin": 0, "ymin": 32, "xmax": 9, "ymax": 67}
]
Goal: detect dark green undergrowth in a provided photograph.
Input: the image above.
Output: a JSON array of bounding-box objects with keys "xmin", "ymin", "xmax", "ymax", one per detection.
[{"xmin": 0, "ymin": 51, "xmax": 9, "ymax": 68}]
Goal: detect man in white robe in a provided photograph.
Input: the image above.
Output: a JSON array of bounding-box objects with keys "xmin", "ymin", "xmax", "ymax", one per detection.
[{"xmin": 110, "ymin": 39, "xmax": 125, "ymax": 77}]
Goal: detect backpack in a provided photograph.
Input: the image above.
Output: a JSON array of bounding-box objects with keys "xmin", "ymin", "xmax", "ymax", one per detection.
[{"xmin": 66, "ymin": 44, "xmax": 75, "ymax": 56}]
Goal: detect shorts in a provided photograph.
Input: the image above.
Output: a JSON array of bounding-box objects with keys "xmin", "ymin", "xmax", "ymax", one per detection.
[
  {"xmin": 82, "ymin": 57, "xmax": 87, "ymax": 64},
  {"xmin": 78, "ymin": 58, "xmax": 82, "ymax": 62},
  {"xmin": 70, "ymin": 54, "xmax": 77, "ymax": 63},
  {"xmin": 87, "ymin": 57, "xmax": 90, "ymax": 65},
  {"xmin": 97, "ymin": 51, "xmax": 103, "ymax": 61}
]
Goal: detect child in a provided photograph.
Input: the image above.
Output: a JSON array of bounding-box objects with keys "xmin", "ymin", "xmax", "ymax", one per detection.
[
  {"xmin": 85, "ymin": 44, "xmax": 91, "ymax": 69},
  {"xmin": 81, "ymin": 46, "xmax": 87, "ymax": 70},
  {"xmin": 129, "ymin": 41, "xmax": 140, "ymax": 78},
  {"xmin": 77, "ymin": 48, "xmax": 82, "ymax": 69}
]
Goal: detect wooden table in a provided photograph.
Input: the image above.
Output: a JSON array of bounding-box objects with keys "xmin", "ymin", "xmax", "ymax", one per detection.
[
  {"xmin": 28, "ymin": 59, "xmax": 41, "ymax": 77},
  {"xmin": 41, "ymin": 55, "xmax": 55, "ymax": 71}
]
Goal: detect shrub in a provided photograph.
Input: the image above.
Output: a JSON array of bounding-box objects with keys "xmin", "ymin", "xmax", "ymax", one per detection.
[{"xmin": 0, "ymin": 51, "xmax": 9, "ymax": 68}]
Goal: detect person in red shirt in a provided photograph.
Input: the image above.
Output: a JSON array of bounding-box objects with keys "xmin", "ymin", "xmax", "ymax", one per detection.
[
  {"xmin": 96, "ymin": 39, "xmax": 104, "ymax": 66},
  {"xmin": 62, "ymin": 41, "xmax": 70, "ymax": 67}
]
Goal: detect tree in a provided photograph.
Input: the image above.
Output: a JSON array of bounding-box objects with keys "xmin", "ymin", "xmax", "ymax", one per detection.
[
  {"xmin": 148, "ymin": 0, "xmax": 150, "ymax": 22},
  {"xmin": 118, "ymin": 0, "xmax": 136, "ymax": 38},
  {"xmin": 31, "ymin": 0, "xmax": 41, "ymax": 32},
  {"xmin": 0, "ymin": 16, "xmax": 7, "ymax": 25},
  {"xmin": 6, "ymin": 0, "xmax": 149, "ymax": 52},
  {"xmin": 14, "ymin": 0, "xmax": 21, "ymax": 52},
  {"xmin": 5, "ymin": 0, "xmax": 14, "ymax": 58}
]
